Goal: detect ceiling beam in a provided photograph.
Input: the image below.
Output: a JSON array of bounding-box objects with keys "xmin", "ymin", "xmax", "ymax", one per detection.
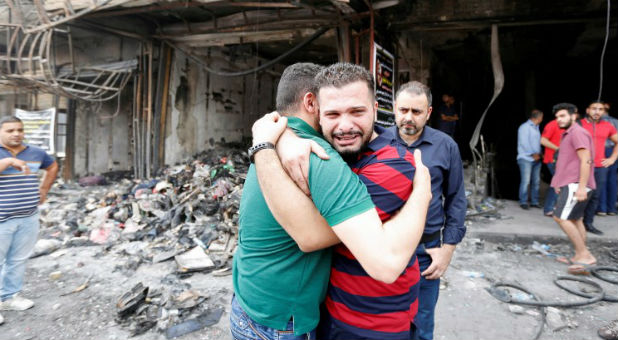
[
  {"xmin": 88, "ymin": 0, "xmax": 299, "ymax": 18},
  {"xmin": 159, "ymin": 8, "xmax": 334, "ymax": 35},
  {"xmin": 168, "ymin": 28, "xmax": 334, "ymax": 47},
  {"xmin": 392, "ymin": 13, "xmax": 614, "ymax": 32}
]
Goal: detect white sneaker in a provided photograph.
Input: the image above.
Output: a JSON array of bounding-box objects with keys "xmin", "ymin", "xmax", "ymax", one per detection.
[
  {"xmin": 0, "ymin": 295, "xmax": 34, "ymax": 311},
  {"xmin": 0, "ymin": 312, "xmax": 4, "ymax": 325}
]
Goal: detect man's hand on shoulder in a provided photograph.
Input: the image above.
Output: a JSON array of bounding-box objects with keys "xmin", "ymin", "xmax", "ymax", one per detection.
[
  {"xmin": 252, "ymin": 112, "xmax": 288, "ymax": 145},
  {"xmin": 277, "ymin": 130, "xmax": 329, "ymax": 196}
]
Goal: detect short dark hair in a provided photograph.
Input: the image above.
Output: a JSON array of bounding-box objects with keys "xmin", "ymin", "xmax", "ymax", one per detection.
[
  {"xmin": 589, "ymin": 100, "xmax": 605, "ymax": 107},
  {"xmin": 0, "ymin": 116, "xmax": 23, "ymax": 128},
  {"xmin": 314, "ymin": 62, "xmax": 375, "ymax": 100},
  {"xmin": 276, "ymin": 63, "xmax": 324, "ymax": 114},
  {"xmin": 396, "ymin": 81, "xmax": 432, "ymax": 107},
  {"xmin": 529, "ymin": 109, "xmax": 543, "ymax": 119},
  {"xmin": 552, "ymin": 103, "xmax": 578, "ymax": 115}
]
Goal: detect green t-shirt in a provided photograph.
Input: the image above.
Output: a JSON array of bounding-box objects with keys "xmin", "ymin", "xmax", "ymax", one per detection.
[{"xmin": 233, "ymin": 117, "xmax": 374, "ymax": 335}]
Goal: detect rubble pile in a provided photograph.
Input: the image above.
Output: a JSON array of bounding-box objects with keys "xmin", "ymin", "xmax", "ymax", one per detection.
[
  {"xmin": 37, "ymin": 144, "xmax": 248, "ymax": 265},
  {"xmin": 32, "ymin": 144, "xmax": 249, "ymax": 337},
  {"xmin": 115, "ymin": 280, "xmax": 226, "ymax": 338}
]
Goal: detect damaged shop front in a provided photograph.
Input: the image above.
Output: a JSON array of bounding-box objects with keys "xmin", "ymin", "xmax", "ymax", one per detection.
[{"xmin": 2, "ymin": 1, "xmax": 616, "ymax": 339}]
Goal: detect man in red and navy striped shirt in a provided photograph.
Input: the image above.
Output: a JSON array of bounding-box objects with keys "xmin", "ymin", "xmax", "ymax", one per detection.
[{"xmin": 321, "ymin": 126, "xmax": 421, "ymax": 339}]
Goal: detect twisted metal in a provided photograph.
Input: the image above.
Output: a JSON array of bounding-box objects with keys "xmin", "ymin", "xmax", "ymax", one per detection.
[{"xmin": 1, "ymin": 0, "xmax": 134, "ymax": 101}]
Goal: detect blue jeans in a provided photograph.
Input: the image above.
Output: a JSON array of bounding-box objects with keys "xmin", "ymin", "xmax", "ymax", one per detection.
[
  {"xmin": 230, "ymin": 295, "xmax": 316, "ymax": 340},
  {"xmin": 543, "ymin": 162, "xmax": 558, "ymax": 214},
  {"xmin": 517, "ymin": 159, "xmax": 541, "ymax": 205},
  {"xmin": 584, "ymin": 167, "xmax": 608, "ymax": 226},
  {"xmin": 598, "ymin": 146, "xmax": 618, "ymax": 213},
  {"xmin": 411, "ymin": 239, "xmax": 441, "ymax": 340},
  {"xmin": 0, "ymin": 213, "xmax": 40, "ymax": 301}
]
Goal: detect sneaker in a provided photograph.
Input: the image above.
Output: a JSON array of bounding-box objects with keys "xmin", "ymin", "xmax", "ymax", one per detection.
[
  {"xmin": 0, "ymin": 312, "xmax": 4, "ymax": 325},
  {"xmin": 608, "ymin": 212, "xmax": 617, "ymax": 216},
  {"xmin": 0, "ymin": 295, "xmax": 34, "ymax": 311},
  {"xmin": 520, "ymin": 204, "xmax": 529, "ymax": 210},
  {"xmin": 530, "ymin": 204, "xmax": 542, "ymax": 209},
  {"xmin": 597, "ymin": 212, "xmax": 607, "ymax": 216}
]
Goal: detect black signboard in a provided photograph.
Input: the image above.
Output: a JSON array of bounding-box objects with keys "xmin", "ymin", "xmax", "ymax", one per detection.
[{"xmin": 373, "ymin": 43, "xmax": 395, "ymax": 126}]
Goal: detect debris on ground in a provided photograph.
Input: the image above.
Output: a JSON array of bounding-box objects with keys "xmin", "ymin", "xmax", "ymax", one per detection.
[
  {"xmin": 465, "ymin": 197, "xmax": 513, "ymax": 221},
  {"xmin": 546, "ymin": 307, "xmax": 569, "ymax": 332},
  {"xmin": 33, "ymin": 144, "xmax": 248, "ymax": 337}
]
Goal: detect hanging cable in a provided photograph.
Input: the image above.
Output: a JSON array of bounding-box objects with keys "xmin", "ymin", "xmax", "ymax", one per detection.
[
  {"xmin": 163, "ymin": 27, "xmax": 331, "ymax": 77},
  {"xmin": 597, "ymin": 0, "xmax": 611, "ymax": 101}
]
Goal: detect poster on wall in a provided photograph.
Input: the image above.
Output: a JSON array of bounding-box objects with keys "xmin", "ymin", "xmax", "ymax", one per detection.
[
  {"xmin": 15, "ymin": 107, "xmax": 55, "ymax": 154},
  {"xmin": 373, "ymin": 43, "xmax": 395, "ymax": 126}
]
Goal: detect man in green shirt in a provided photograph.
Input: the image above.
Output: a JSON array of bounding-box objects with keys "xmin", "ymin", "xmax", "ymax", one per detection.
[{"xmin": 231, "ymin": 63, "xmax": 431, "ymax": 340}]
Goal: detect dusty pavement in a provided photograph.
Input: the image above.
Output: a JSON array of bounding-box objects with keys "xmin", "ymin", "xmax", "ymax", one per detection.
[{"xmin": 1, "ymin": 199, "xmax": 617, "ymax": 340}]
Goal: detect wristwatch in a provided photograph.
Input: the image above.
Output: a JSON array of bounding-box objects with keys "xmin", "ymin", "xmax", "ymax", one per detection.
[{"xmin": 248, "ymin": 142, "xmax": 275, "ymax": 163}]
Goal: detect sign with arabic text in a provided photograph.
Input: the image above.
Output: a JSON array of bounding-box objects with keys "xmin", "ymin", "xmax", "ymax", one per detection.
[
  {"xmin": 15, "ymin": 107, "xmax": 55, "ymax": 154},
  {"xmin": 373, "ymin": 43, "xmax": 395, "ymax": 126}
]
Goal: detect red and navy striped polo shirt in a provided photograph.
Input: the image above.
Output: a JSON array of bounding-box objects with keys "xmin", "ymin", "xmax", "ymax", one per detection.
[{"xmin": 324, "ymin": 127, "xmax": 420, "ymax": 339}]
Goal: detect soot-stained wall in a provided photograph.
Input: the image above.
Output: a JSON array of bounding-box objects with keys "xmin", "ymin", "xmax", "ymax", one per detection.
[{"xmin": 164, "ymin": 49, "xmax": 278, "ymax": 165}]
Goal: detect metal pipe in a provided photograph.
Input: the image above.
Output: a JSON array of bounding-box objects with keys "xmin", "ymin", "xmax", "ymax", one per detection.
[{"xmin": 146, "ymin": 41, "xmax": 153, "ymax": 178}]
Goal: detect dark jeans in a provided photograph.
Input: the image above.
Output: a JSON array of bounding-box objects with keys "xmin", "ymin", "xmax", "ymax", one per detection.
[
  {"xmin": 543, "ymin": 162, "xmax": 558, "ymax": 214},
  {"xmin": 598, "ymin": 146, "xmax": 618, "ymax": 213},
  {"xmin": 411, "ymin": 239, "xmax": 442, "ymax": 340},
  {"xmin": 584, "ymin": 167, "xmax": 608, "ymax": 227}
]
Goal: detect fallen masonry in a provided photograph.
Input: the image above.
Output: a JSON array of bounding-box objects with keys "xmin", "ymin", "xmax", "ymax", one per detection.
[{"xmin": 32, "ymin": 143, "xmax": 247, "ymax": 337}]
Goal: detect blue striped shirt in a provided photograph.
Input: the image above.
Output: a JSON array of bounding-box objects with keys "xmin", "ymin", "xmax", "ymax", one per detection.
[{"xmin": 1, "ymin": 145, "xmax": 54, "ymax": 222}]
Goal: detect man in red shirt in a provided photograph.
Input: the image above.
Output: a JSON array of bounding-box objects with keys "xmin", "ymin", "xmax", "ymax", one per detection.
[
  {"xmin": 541, "ymin": 118, "xmax": 565, "ymax": 216},
  {"xmin": 580, "ymin": 101, "xmax": 618, "ymax": 235},
  {"xmin": 551, "ymin": 103, "xmax": 596, "ymax": 269}
]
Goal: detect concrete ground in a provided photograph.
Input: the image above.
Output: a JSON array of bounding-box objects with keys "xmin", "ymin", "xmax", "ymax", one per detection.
[
  {"xmin": 0, "ymin": 199, "xmax": 616, "ymax": 340},
  {"xmin": 468, "ymin": 199, "xmax": 618, "ymax": 243},
  {"xmin": 435, "ymin": 199, "xmax": 618, "ymax": 340}
]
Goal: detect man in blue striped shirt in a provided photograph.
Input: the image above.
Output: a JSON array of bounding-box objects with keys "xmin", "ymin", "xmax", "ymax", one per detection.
[{"xmin": 0, "ymin": 116, "xmax": 57, "ymax": 324}]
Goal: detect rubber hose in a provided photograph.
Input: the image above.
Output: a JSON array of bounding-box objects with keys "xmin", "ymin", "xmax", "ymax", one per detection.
[
  {"xmin": 554, "ymin": 276, "xmax": 618, "ymax": 303},
  {"xmin": 591, "ymin": 266, "xmax": 618, "ymax": 285},
  {"xmin": 486, "ymin": 283, "xmax": 546, "ymax": 340},
  {"xmin": 490, "ymin": 277, "xmax": 605, "ymax": 308}
]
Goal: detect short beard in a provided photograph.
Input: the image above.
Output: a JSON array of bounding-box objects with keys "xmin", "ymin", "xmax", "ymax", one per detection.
[
  {"xmin": 332, "ymin": 133, "xmax": 370, "ymax": 164},
  {"xmin": 401, "ymin": 126, "xmax": 418, "ymax": 136},
  {"xmin": 398, "ymin": 121, "xmax": 419, "ymax": 136},
  {"xmin": 558, "ymin": 120, "xmax": 572, "ymax": 129},
  {"xmin": 339, "ymin": 144, "xmax": 370, "ymax": 164}
]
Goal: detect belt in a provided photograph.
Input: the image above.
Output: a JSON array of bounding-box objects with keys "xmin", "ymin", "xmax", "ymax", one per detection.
[{"xmin": 420, "ymin": 230, "xmax": 441, "ymax": 244}]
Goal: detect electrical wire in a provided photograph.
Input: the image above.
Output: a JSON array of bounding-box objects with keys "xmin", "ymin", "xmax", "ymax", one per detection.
[
  {"xmin": 597, "ymin": 0, "xmax": 611, "ymax": 101},
  {"xmin": 163, "ymin": 27, "xmax": 331, "ymax": 77}
]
